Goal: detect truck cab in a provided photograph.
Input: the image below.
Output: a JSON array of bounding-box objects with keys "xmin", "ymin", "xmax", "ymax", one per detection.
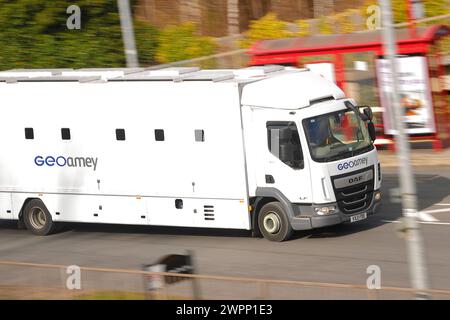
[{"xmin": 241, "ymin": 69, "xmax": 382, "ymax": 241}]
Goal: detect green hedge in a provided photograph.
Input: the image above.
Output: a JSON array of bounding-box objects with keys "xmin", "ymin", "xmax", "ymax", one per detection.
[
  {"xmin": 155, "ymin": 23, "xmax": 216, "ymax": 64},
  {"xmin": 242, "ymin": 1, "xmax": 450, "ymax": 49},
  {"xmin": 0, "ymin": 0, "xmax": 158, "ymax": 70},
  {"xmin": 239, "ymin": 13, "xmax": 295, "ymax": 48}
]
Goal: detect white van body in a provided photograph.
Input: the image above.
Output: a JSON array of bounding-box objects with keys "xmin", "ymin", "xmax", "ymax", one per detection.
[{"xmin": 0, "ymin": 66, "xmax": 381, "ymax": 240}]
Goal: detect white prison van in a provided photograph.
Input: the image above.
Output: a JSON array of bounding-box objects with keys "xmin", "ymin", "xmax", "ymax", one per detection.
[{"xmin": 0, "ymin": 66, "xmax": 381, "ymax": 241}]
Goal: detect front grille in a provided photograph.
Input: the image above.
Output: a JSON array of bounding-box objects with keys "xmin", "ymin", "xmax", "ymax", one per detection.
[{"xmin": 332, "ymin": 167, "xmax": 374, "ymax": 214}]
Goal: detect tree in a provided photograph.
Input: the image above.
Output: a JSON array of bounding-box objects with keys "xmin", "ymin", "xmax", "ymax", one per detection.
[
  {"xmin": 389, "ymin": 0, "xmax": 449, "ymax": 23},
  {"xmin": 156, "ymin": 23, "xmax": 216, "ymax": 64},
  {"xmin": 239, "ymin": 13, "xmax": 295, "ymax": 48},
  {"xmin": 0, "ymin": 0, "xmax": 158, "ymax": 70}
]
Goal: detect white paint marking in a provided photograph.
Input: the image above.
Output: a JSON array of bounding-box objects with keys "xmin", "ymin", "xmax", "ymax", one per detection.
[
  {"xmin": 417, "ymin": 212, "xmax": 439, "ymax": 222},
  {"xmin": 382, "ymin": 219, "xmax": 450, "ymax": 226},
  {"xmin": 394, "ymin": 208, "xmax": 450, "ymax": 223},
  {"xmin": 403, "ymin": 210, "xmax": 439, "ymax": 222},
  {"xmin": 435, "ymin": 204, "xmax": 450, "ymax": 206},
  {"xmin": 420, "ymin": 208, "xmax": 450, "ymax": 215},
  {"xmin": 381, "ymin": 208, "xmax": 450, "ymax": 224}
]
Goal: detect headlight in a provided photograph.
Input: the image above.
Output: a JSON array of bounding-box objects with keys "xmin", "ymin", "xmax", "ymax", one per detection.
[
  {"xmin": 375, "ymin": 191, "xmax": 381, "ymax": 201},
  {"xmin": 314, "ymin": 206, "xmax": 336, "ymax": 216}
]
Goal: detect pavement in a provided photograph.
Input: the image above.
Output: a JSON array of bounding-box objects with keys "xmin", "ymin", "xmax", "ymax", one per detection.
[
  {"xmin": 378, "ymin": 148, "xmax": 450, "ymax": 167},
  {"xmin": 0, "ymin": 165, "xmax": 449, "ymax": 299}
]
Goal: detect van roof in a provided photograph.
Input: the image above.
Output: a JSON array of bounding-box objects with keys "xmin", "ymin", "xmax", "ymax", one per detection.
[
  {"xmin": 0, "ymin": 66, "xmax": 345, "ymax": 109},
  {"xmin": 241, "ymin": 70, "xmax": 345, "ymax": 110},
  {"xmin": 0, "ymin": 65, "xmax": 301, "ymax": 83}
]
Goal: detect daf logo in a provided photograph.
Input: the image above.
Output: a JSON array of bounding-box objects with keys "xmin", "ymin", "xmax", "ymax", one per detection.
[
  {"xmin": 334, "ymin": 170, "xmax": 373, "ymax": 189},
  {"xmin": 348, "ymin": 176, "xmax": 363, "ymax": 184}
]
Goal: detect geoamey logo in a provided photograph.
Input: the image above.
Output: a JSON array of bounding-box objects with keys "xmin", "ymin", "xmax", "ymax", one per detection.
[
  {"xmin": 34, "ymin": 156, "xmax": 98, "ymax": 171},
  {"xmin": 337, "ymin": 157, "xmax": 368, "ymax": 171}
]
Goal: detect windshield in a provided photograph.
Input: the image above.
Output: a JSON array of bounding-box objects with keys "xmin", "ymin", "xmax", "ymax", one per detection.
[{"xmin": 302, "ymin": 108, "xmax": 373, "ymax": 162}]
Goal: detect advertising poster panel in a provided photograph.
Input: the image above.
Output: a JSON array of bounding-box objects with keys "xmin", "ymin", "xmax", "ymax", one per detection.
[{"xmin": 376, "ymin": 56, "xmax": 435, "ymax": 135}]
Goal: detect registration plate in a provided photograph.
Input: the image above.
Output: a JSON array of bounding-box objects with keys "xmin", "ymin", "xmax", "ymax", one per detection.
[{"xmin": 350, "ymin": 212, "xmax": 367, "ymax": 223}]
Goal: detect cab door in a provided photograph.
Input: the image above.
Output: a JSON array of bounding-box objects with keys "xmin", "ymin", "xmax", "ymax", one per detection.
[{"xmin": 252, "ymin": 110, "xmax": 313, "ymax": 204}]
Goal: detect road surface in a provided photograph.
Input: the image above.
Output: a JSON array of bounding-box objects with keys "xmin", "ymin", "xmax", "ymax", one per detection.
[{"xmin": 0, "ymin": 165, "xmax": 449, "ymax": 298}]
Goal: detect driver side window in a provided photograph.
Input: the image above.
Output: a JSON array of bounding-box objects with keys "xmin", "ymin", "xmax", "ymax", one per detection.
[{"xmin": 267, "ymin": 122, "xmax": 304, "ymax": 170}]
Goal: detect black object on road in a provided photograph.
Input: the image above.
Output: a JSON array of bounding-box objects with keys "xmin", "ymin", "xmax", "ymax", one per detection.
[{"xmin": 143, "ymin": 251, "xmax": 201, "ymax": 299}]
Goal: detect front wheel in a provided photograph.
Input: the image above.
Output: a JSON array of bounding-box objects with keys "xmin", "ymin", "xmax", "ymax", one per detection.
[
  {"xmin": 23, "ymin": 199, "xmax": 57, "ymax": 236},
  {"xmin": 258, "ymin": 202, "xmax": 294, "ymax": 242}
]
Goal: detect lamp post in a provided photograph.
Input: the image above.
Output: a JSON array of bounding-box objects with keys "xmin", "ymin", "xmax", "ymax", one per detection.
[
  {"xmin": 406, "ymin": 0, "xmax": 414, "ymax": 33},
  {"xmin": 379, "ymin": 0, "xmax": 430, "ymax": 299},
  {"xmin": 407, "ymin": 0, "xmax": 425, "ymax": 37},
  {"xmin": 118, "ymin": 0, "xmax": 139, "ymax": 68}
]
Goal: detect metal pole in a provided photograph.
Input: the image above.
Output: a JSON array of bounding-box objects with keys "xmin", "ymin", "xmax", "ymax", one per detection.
[
  {"xmin": 378, "ymin": 0, "xmax": 430, "ymax": 299},
  {"xmin": 117, "ymin": 0, "xmax": 139, "ymax": 68},
  {"xmin": 405, "ymin": 0, "xmax": 417, "ymax": 37},
  {"xmin": 187, "ymin": 250, "xmax": 202, "ymax": 300},
  {"xmin": 406, "ymin": 0, "xmax": 413, "ymax": 27}
]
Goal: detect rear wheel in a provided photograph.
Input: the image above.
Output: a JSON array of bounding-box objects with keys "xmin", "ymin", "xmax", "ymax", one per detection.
[
  {"xmin": 258, "ymin": 202, "xmax": 293, "ymax": 242},
  {"xmin": 23, "ymin": 199, "xmax": 57, "ymax": 236}
]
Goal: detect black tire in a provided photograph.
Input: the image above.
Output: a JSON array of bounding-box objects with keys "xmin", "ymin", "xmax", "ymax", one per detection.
[
  {"xmin": 258, "ymin": 202, "xmax": 294, "ymax": 242},
  {"xmin": 22, "ymin": 199, "xmax": 57, "ymax": 236}
]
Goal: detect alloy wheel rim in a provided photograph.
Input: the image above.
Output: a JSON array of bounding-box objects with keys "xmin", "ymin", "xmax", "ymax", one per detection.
[
  {"xmin": 29, "ymin": 207, "xmax": 47, "ymax": 229},
  {"xmin": 263, "ymin": 212, "xmax": 281, "ymax": 234}
]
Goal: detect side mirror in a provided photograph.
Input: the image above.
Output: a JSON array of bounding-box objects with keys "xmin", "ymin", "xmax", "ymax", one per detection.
[
  {"xmin": 368, "ymin": 122, "xmax": 376, "ymax": 142},
  {"xmin": 363, "ymin": 107, "xmax": 373, "ymax": 122}
]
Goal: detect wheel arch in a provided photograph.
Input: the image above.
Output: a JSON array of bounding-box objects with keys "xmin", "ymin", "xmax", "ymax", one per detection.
[
  {"xmin": 18, "ymin": 197, "xmax": 43, "ymax": 222},
  {"xmin": 250, "ymin": 187, "xmax": 296, "ymax": 236}
]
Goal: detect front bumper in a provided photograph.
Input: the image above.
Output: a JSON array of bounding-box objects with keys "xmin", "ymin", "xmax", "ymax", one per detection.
[{"xmin": 289, "ymin": 190, "xmax": 381, "ymax": 230}]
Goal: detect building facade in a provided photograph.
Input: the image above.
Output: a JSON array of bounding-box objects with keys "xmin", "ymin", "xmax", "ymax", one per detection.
[{"xmin": 135, "ymin": 0, "xmax": 366, "ymax": 36}]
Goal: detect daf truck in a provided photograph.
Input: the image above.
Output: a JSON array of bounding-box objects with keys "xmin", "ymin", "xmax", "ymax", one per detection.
[{"xmin": 0, "ymin": 66, "xmax": 381, "ymax": 241}]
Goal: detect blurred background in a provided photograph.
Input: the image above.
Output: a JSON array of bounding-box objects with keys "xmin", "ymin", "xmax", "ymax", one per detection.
[
  {"xmin": 0, "ymin": 0, "xmax": 449, "ymax": 300},
  {"xmin": 0, "ymin": 0, "xmax": 449, "ymax": 148}
]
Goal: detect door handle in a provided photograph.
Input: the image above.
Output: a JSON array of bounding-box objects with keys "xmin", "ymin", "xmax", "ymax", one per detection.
[{"xmin": 265, "ymin": 175, "xmax": 275, "ymax": 184}]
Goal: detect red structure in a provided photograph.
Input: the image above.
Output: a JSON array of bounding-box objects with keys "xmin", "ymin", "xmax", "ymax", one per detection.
[{"xmin": 248, "ymin": 25, "xmax": 450, "ymax": 150}]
